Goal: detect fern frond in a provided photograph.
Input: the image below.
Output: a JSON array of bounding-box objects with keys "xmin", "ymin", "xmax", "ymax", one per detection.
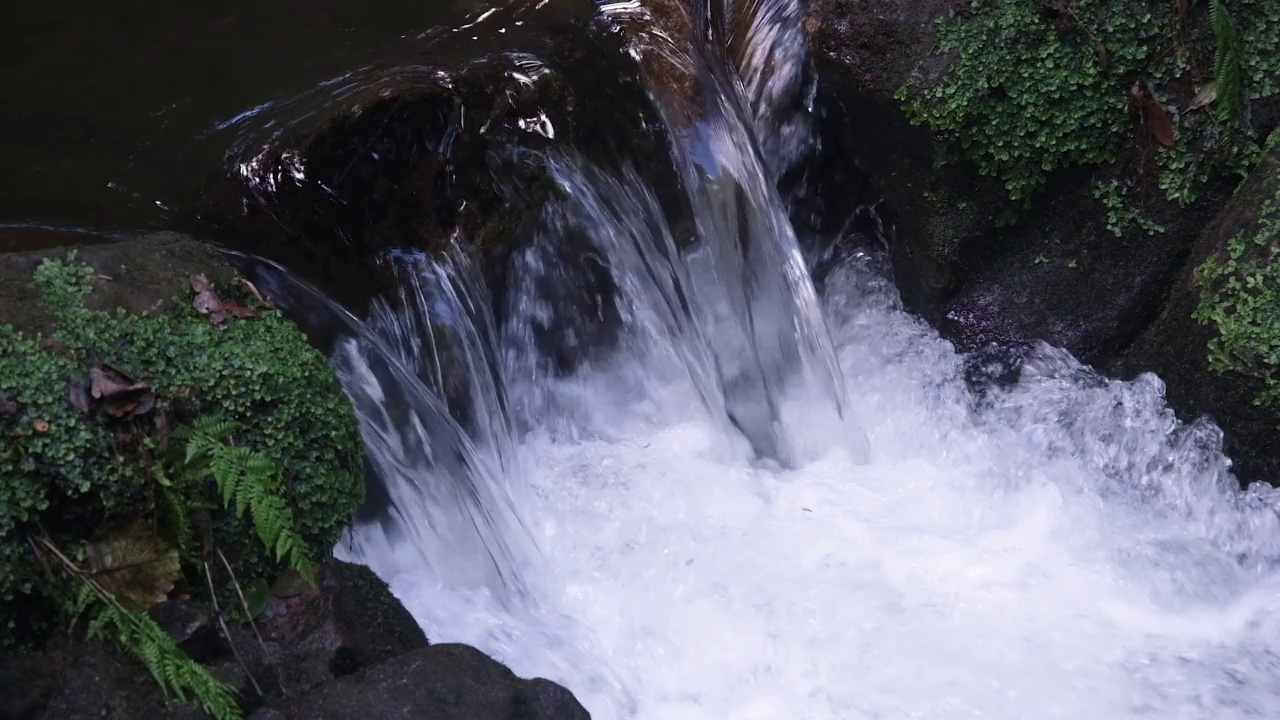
[
  {"xmin": 85, "ymin": 592, "xmax": 242, "ymax": 719},
  {"xmin": 180, "ymin": 417, "xmax": 316, "ymax": 582},
  {"xmin": 86, "ymin": 605, "xmax": 115, "ymax": 640},
  {"xmin": 1211, "ymin": 0, "xmax": 1244, "ymax": 130},
  {"xmin": 158, "ymin": 484, "xmax": 197, "ymax": 565}
]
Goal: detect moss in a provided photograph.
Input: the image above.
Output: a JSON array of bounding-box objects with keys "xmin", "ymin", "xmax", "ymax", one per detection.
[
  {"xmin": 921, "ymin": 187, "xmax": 984, "ymax": 261},
  {"xmin": 0, "ymin": 245, "xmax": 363, "ymax": 644},
  {"xmin": 898, "ymin": 0, "xmax": 1279, "ymax": 221}
]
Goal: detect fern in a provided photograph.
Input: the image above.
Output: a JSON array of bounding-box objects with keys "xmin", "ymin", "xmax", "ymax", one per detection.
[
  {"xmin": 1212, "ymin": 0, "xmax": 1245, "ymax": 130},
  {"xmin": 85, "ymin": 593, "xmax": 242, "ymax": 720},
  {"xmin": 183, "ymin": 417, "xmax": 316, "ymax": 585},
  {"xmin": 156, "ymin": 475, "xmax": 198, "ymax": 567},
  {"xmin": 31, "ymin": 536, "xmax": 243, "ymax": 720}
]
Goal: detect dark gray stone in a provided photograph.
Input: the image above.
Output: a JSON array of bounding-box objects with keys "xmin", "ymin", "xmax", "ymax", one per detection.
[{"xmin": 282, "ymin": 644, "xmax": 590, "ymax": 720}]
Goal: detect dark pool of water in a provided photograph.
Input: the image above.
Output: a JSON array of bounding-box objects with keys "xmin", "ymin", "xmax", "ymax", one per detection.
[{"xmin": 1, "ymin": 0, "xmax": 479, "ymax": 243}]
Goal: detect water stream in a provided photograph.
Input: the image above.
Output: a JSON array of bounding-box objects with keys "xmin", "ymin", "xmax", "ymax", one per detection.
[{"xmin": 240, "ymin": 0, "xmax": 1280, "ymax": 717}]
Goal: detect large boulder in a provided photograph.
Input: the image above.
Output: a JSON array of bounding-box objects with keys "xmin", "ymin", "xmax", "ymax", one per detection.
[
  {"xmin": 0, "ymin": 555, "xmax": 580, "ymax": 720},
  {"xmin": 805, "ymin": 0, "xmax": 1237, "ymax": 362},
  {"xmin": 804, "ymin": 0, "xmax": 1280, "ymax": 483},
  {"xmin": 277, "ymin": 644, "xmax": 589, "ymax": 720},
  {"xmin": 1117, "ymin": 143, "xmax": 1280, "ymax": 482},
  {"xmin": 182, "ymin": 0, "xmax": 691, "ymax": 372}
]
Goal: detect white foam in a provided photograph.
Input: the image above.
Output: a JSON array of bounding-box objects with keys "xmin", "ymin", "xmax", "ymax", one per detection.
[{"xmin": 349, "ymin": 256, "xmax": 1280, "ymax": 719}]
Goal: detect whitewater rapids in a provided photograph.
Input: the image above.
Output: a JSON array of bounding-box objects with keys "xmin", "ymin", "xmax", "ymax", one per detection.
[{"xmin": 342, "ymin": 253, "xmax": 1280, "ymax": 720}]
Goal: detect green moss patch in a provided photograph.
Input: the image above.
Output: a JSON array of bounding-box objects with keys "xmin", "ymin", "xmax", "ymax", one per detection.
[
  {"xmin": 898, "ymin": 0, "xmax": 1279, "ymax": 221},
  {"xmin": 1, "ymin": 247, "xmax": 363, "ymax": 645},
  {"xmin": 1194, "ymin": 149, "xmax": 1280, "ymax": 408}
]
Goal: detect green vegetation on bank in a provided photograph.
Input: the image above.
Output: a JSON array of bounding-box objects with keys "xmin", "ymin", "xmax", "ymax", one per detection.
[
  {"xmin": 898, "ymin": 0, "xmax": 1280, "ymax": 227},
  {"xmin": 1194, "ymin": 148, "xmax": 1280, "ymax": 409},
  {"xmin": 1, "ymin": 253, "xmax": 364, "ymax": 718}
]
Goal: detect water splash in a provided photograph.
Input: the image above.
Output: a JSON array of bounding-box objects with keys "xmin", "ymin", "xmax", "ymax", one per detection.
[
  {"xmin": 237, "ymin": 250, "xmax": 539, "ymax": 606},
  {"xmin": 233, "ymin": 0, "xmax": 1280, "ymax": 716}
]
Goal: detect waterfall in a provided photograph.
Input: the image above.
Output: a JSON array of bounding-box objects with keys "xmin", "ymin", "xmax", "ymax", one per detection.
[{"xmin": 233, "ymin": 0, "xmax": 1280, "ymax": 717}]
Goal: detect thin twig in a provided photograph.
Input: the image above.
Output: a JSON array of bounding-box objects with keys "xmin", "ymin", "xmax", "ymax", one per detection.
[
  {"xmin": 203, "ymin": 560, "xmax": 264, "ymax": 697},
  {"xmin": 217, "ymin": 548, "xmax": 290, "ymax": 698}
]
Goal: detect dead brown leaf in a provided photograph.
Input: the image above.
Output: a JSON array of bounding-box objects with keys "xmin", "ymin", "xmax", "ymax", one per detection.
[
  {"xmin": 32, "ymin": 419, "xmax": 50, "ymax": 433},
  {"xmin": 87, "ymin": 520, "xmax": 180, "ymax": 609},
  {"xmin": 94, "ymin": 274, "xmax": 113, "ymax": 281},
  {"xmin": 89, "ymin": 364, "xmax": 156, "ymax": 418},
  {"xmin": 191, "ymin": 274, "xmax": 233, "ymax": 328},
  {"xmin": 223, "ymin": 303, "xmax": 258, "ymax": 320},
  {"xmin": 190, "ymin": 274, "xmax": 214, "ymax": 294},
  {"xmin": 1130, "ymin": 81, "xmax": 1176, "ymax": 148}
]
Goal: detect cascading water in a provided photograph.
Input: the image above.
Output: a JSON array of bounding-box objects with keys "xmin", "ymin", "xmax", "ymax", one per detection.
[{"xmin": 243, "ymin": 0, "xmax": 1280, "ymax": 717}]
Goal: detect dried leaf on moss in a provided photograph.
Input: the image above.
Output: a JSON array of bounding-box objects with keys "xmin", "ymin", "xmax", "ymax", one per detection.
[
  {"xmin": 1131, "ymin": 82, "xmax": 1176, "ymax": 148},
  {"xmin": 86, "ymin": 520, "xmax": 181, "ymax": 609},
  {"xmin": 1189, "ymin": 83, "xmax": 1219, "ymax": 111},
  {"xmin": 90, "ymin": 364, "xmax": 155, "ymax": 418}
]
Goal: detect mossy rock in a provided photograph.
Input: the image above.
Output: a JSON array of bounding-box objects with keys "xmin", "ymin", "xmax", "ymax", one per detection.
[
  {"xmin": 1119, "ymin": 144, "xmax": 1280, "ymax": 484},
  {"xmin": 0, "ymin": 233, "xmax": 364, "ymax": 644}
]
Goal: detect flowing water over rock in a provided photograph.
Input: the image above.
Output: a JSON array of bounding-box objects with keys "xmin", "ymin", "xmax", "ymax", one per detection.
[{"xmin": 235, "ymin": 0, "xmax": 1280, "ymax": 717}]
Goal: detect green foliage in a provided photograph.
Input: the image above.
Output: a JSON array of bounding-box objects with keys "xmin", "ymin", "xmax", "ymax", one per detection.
[
  {"xmin": 70, "ymin": 583, "xmax": 242, "ymax": 720},
  {"xmin": 1, "ymin": 252, "xmax": 362, "ymax": 628},
  {"xmin": 1237, "ymin": 0, "xmax": 1280, "ymax": 100},
  {"xmin": 899, "ymin": 0, "xmax": 1280, "ymax": 228},
  {"xmin": 1092, "ymin": 179, "xmax": 1166, "ymax": 237},
  {"xmin": 1211, "ymin": 0, "xmax": 1245, "ymax": 130},
  {"xmin": 898, "ymin": 0, "xmax": 1172, "ymax": 204},
  {"xmin": 182, "ymin": 417, "xmax": 316, "ymax": 585},
  {"xmin": 1193, "ymin": 174, "xmax": 1280, "ymax": 407}
]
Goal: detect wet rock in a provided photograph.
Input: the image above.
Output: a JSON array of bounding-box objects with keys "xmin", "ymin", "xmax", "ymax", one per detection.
[
  {"xmin": 184, "ymin": 0, "xmax": 690, "ymax": 371},
  {"xmin": 935, "ymin": 167, "xmax": 1233, "ymax": 365},
  {"xmin": 805, "ymin": 1, "xmax": 1230, "ymax": 359},
  {"xmin": 0, "ymin": 231, "xmax": 235, "ymax": 336},
  {"xmin": 0, "ymin": 638, "xmax": 208, "ymax": 720},
  {"xmin": 327, "ymin": 558, "xmax": 427, "ymax": 672},
  {"xmin": 806, "ymin": 0, "xmax": 956, "ymax": 96},
  {"xmin": 278, "ymin": 644, "xmax": 589, "ymax": 720},
  {"xmin": 218, "ymin": 558, "xmax": 428, "ymax": 704},
  {"xmin": 1116, "ymin": 145, "xmax": 1280, "ymax": 482},
  {"xmin": 803, "ymin": 0, "xmax": 1277, "ymax": 482},
  {"xmin": 149, "ymin": 600, "xmax": 220, "ymax": 662}
]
